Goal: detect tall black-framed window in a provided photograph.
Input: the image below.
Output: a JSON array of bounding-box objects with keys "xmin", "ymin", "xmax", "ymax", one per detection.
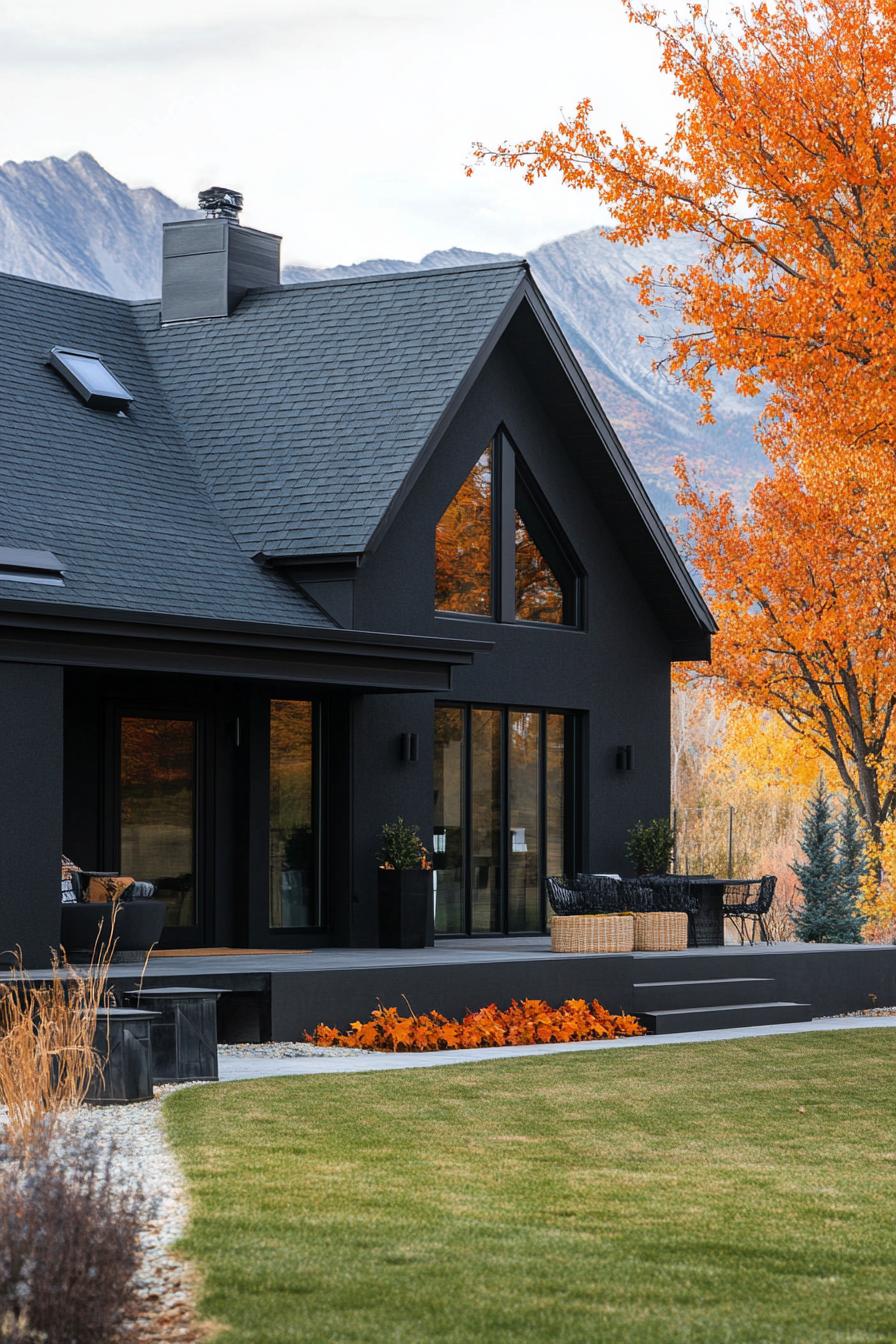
[
  {"xmin": 267, "ymin": 698, "xmax": 322, "ymax": 930},
  {"xmin": 434, "ymin": 430, "xmax": 582, "ymax": 626},
  {"xmin": 113, "ymin": 709, "xmax": 202, "ymax": 935},
  {"xmin": 433, "ymin": 703, "xmax": 578, "ymax": 935}
]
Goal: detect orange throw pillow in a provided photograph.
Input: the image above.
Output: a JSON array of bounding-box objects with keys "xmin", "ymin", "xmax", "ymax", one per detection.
[{"xmin": 86, "ymin": 876, "xmax": 134, "ymax": 904}]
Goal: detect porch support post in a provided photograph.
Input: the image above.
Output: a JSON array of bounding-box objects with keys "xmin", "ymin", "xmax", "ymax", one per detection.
[{"xmin": 0, "ymin": 662, "xmax": 63, "ymax": 966}]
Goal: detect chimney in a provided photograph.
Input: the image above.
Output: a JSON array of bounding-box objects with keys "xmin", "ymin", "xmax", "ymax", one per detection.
[{"xmin": 161, "ymin": 187, "xmax": 281, "ymax": 323}]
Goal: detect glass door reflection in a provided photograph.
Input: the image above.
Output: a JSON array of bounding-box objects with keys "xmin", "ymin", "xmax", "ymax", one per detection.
[
  {"xmin": 434, "ymin": 707, "xmax": 465, "ymax": 934},
  {"xmin": 508, "ymin": 711, "xmax": 541, "ymax": 931},
  {"xmin": 268, "ymin": 700, "xmax": 319, "ymax": 929},
  {"xmin": 433, "ymin": 704, "xmax": 572, "ymax": 936},
  {"xmin": 119, "ymin": 715, "xmax": 197, "ymax": 929}
]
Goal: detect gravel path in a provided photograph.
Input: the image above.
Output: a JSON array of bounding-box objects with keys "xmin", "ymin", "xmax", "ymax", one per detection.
[
  {"xmin": 219, "ymin": 1039, "xmax": 371, "ymax": 1059},
  {"xmin": 1, "ymin": 1093, "xmax": 207, "ymax": 1343},
  {"xmin": 60, "ymin": 1089, "xmax": 207, "ymax": 1342}
]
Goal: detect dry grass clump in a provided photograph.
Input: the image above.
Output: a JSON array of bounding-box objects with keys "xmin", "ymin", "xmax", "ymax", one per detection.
[{"xmin": 0, "ymin": 914, "xmax": 119, "ymax": 1151}]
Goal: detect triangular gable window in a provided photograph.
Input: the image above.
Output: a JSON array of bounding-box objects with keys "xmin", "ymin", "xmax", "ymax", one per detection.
[
  {"xmin": 434, "ymin": 432, "xmax": 580, "ymax": 626},
  {"xmin": 514, "ymin": 510, "xmax": 563, "ymax": 624},
  {"xmin": 434, "ymin": 441, "xmax": 493, "ymax": 615},
  {"xmin": 513, "ymin": 464, "xmax": 578, "ymax": 625}
]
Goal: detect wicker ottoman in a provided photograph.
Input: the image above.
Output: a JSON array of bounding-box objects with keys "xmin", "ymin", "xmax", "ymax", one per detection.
[
  {"xmin": 632, "ymin": 911, "xmax": 688, "ymax": 952},
  {"xmin": 551, "ymin": 914, "xmax": 634, "ymax": 953}
]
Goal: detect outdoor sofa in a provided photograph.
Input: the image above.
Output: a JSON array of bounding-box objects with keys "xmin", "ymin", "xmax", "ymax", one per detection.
[{"xmin": 545, "ymin": 873, "xmax": 695, "ymax": 953}]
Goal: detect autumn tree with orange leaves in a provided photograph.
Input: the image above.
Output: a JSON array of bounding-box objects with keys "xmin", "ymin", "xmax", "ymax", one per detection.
[{"xmin": 472, "ymin": 0, "xmax": 896, "ymax": 920}]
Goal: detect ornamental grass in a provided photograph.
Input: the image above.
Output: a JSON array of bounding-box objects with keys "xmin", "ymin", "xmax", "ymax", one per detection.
[
  {"xmin": 307, "ymin": 996, "xmax": 645, "ymax": 1051},
  {"xmin": 0, "ymin": 911, "xmax": 121, "ymax": 1153}
]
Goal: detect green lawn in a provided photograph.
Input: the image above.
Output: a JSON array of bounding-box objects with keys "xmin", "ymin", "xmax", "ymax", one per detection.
[{"xmin": 165, "ymin": 1031, "xmax": 896, "ymax": 1344}]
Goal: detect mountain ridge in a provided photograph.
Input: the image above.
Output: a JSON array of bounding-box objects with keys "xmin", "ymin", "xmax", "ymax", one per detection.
[{"xmin": 0, "ymin": 151, "xmax": 765, "ymax": 517}]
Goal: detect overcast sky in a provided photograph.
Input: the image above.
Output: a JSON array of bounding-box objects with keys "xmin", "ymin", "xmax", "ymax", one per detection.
[{"xmin": 0, "ymin": 0, "xmax": 678, "ymax": 267}]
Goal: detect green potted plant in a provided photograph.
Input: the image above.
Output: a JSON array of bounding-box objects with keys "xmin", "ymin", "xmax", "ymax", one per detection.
[
  {"xmin": 625, "ymin": 817, "xmax": 676, "ymax": 876},
  {"xmin": 377, "ymin": 817, "xmax": 434, "ymax": 948}
]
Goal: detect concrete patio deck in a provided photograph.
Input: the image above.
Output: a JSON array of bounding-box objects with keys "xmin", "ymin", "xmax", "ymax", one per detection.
[{"xmin": 7, "ymin": 938, "xmax": 896, "ymax": 1041}]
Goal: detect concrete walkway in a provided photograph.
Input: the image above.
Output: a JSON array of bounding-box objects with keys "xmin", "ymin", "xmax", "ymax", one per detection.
[{"xmin": 217, "ymin": 1014, "xmax": 896, "ymax": 1083}]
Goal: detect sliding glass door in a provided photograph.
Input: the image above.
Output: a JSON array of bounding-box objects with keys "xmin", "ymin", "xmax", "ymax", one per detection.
[
  {"xmin": 433, "ymin": 708, "xmax": 465, "ymax": 934},
  {"xmin": 433, "ymin": 704, "xmax": 575, "ymax": 935},
  {"xmin": 268, "ymin": 699, "xmax": 320, "ymax": 929},
  {"xmin": 471, "ymin": 709, "xmax": 503, "ymax": 932},
  {"xmin": 119, "ymin": 714, "xmax": 198, "ymax": 931},
  {"xmin": 508, "ymin": 710, "xmax": 541, "ymax": 932}
]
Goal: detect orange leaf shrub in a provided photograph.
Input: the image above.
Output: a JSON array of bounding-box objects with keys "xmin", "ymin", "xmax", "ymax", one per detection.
[{"xmin": 307, "ymin": 997, "xmax": 645, "ymax": 1052}]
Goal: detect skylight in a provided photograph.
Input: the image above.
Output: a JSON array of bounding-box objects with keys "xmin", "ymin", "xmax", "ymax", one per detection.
[
  {"xmin": 49, "ymin": 346, "xmax": 133, "ymax": 410},
  {"xmin": 0, "ymin": 547, "xmax": 64, "ymax": 586}
]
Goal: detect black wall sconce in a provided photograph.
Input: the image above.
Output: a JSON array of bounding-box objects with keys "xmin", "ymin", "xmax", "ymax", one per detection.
[
  {"xmin": 400, "ymin": 731, "xmax": 419, "ymax": 763},
  {"xmin": 616, "ymin": 744, "xmax": 633, "ymax": 772}
]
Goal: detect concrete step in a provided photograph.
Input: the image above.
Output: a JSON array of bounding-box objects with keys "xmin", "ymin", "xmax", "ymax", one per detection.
[
  {"xmin": 636, "ymin": 1001, "xmax": 813, "ymax": 1035},
  {"xmin": 632, "ymin": 976, "xmax": 777, "ymax": 1012}
]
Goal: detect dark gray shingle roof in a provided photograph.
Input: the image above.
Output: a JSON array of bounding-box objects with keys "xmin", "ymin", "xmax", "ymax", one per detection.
[
  {"xmin": 0, "ymin": 271, "xmax": 332, "ymax": 626},
  {"xmin": 0, "ymin": 261, "xmax": 526, "ymax": 627},
  {"xmin": 135, "ymin": 262, "xmax": 526, "ymax": 558}
]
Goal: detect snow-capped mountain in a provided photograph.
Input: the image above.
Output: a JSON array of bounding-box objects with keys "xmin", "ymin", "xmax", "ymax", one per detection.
[
  {"xmin": 0, "ymin": 151, "xmax": 765, "ymax": 515},
  {"xmin": 0, "ymin": 151, "xmax": 196, "ymax": 299}
]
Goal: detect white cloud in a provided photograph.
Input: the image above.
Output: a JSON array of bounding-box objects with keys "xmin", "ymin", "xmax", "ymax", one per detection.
[{"xmin": 0, "ymin": 0, "xmax": 678, "ymax": 264}]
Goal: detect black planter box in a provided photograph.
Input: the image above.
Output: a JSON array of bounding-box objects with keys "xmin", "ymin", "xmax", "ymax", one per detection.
[
  {"xmin": 378, "ymin": 868, "xmax": 434, "ymax": 948},
  {"xmin": 124, "ymin": 986, "xmax": 224, "ymax": 1082},
  {"xmin": 84, "ymin": 1007, "xmax": 159, "ymax": 1106}
]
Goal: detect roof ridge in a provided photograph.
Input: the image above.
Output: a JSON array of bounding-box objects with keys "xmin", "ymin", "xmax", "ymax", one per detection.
[
  {"xmin": 0, "ymin": 268, "xmax": 133, "ymax": 306},
  {"xmin": 0, "ymin": 257, "xmax": 529, "ymax": 313},
  {"xmin": 248, "ymin": 257, "xmax": 529, "ymax": 297}
]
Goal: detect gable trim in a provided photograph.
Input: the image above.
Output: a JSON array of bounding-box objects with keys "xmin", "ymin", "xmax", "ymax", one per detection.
[
  {"xmin": 518, "ymin": 278, "xmax": 716, "ymax": 637},
  {"xmin": 368, "ymin": 272, "xmax": 715, "ymax": 641},
  {"xmin": 365, "ymin": 270, "xmax": 532, "ymax": 558}
]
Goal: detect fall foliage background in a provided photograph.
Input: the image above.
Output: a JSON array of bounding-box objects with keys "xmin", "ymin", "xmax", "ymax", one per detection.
[{"xmin": 474, "ymin": 0, "xmax": 896, "ymax": 935}]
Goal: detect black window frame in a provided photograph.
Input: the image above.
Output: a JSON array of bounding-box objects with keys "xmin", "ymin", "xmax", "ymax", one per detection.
[
  {"xmin": 264, "ymin": 696, "xmax": 324, "ymax": 933},
  {"xmin": 49, "ymin": 345, "xmax": 134, "ymax": 411},
  {"xmin": 435, "ymin": 427, "xmax": 583, "ymax": 628},
  {"xmin": 433, "ymin": 701, "xmax": 581, "ymax": 937},
  {"xmin": 105, "ymin": 702, "xmax": 208, "ymax": 948}
]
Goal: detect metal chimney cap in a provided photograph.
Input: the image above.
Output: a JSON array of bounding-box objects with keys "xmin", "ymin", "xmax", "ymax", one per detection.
[{"xmin": 198, "ymin": 186, "xmax": 243, "ymax": 220}]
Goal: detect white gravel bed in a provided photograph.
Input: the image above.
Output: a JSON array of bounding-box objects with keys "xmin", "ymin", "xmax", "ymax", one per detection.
[
  {"xmin": 219, "ymin": 1039, "xmax": 372, "ymax": 1058},
  {"xmin": 61, "ymin": 1088, "xmax": 207, "ymax": 1341},
  {"xmin": 1, "ymin": 1091, "xmax": 208, "ymax": 1342}
]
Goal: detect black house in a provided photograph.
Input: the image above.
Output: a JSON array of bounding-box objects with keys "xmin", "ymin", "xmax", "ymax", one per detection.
[{"xmin": 0, "ymin": 191, "xmax": 714, "ymax": 962}]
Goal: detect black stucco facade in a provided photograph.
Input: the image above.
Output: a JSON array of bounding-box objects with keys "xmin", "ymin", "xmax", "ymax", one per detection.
[{"xmin": 345, "ymin": 319, "xmax": 682, "ymax": 945}]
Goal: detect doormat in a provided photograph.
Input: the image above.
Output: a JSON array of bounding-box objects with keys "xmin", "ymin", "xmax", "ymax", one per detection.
[{"xmin": 149, "ymin": 947, "xmax": 312, "ymax": 958}]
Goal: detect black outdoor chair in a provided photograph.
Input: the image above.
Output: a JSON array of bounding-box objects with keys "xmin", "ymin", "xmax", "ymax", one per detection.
[
  {"xmin": 577, "ymin": 876, "xmax": 655, "ymax": 912},
  {"xmin": 60, "ymin": 867, "xmax": 163, "ymax": 963},
  {"xmin": 638, "ymin": 875, "xmax": 701, "ymax": 944},
  {"xmin": 546, "ymin": 874, "xmax": 621, "ymax": 916},
  {"xmin": 722, "ymin": 875, "xmax": 776, "ymax": 945},
  {"xmin": 545, "ymin": 874, "xmax": 652, "ymax": 916}
]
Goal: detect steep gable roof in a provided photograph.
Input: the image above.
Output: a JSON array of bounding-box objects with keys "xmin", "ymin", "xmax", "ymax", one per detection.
[
  {"xmin": 0, "ymin": 257, "xmax": 712, "ymax": 644},
  {"xmin": 135, "ymin": 261, "xmax": 527, "ymax": 559}
]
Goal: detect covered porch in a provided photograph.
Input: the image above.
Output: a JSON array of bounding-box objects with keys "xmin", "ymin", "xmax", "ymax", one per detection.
[{"xmin": 0, "ymin": 600, "xmax": 486, "ymax": 965}]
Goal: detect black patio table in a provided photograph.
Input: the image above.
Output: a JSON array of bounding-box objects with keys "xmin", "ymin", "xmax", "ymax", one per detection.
[{"xmin": 684, "ymin": 877, "xmax": 763, "ymax": 946}]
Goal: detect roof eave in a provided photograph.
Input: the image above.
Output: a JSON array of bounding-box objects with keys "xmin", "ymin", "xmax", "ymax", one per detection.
[{"xmin": 0, "ymin": 596, "xmax": 492, "ymax": 680}]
